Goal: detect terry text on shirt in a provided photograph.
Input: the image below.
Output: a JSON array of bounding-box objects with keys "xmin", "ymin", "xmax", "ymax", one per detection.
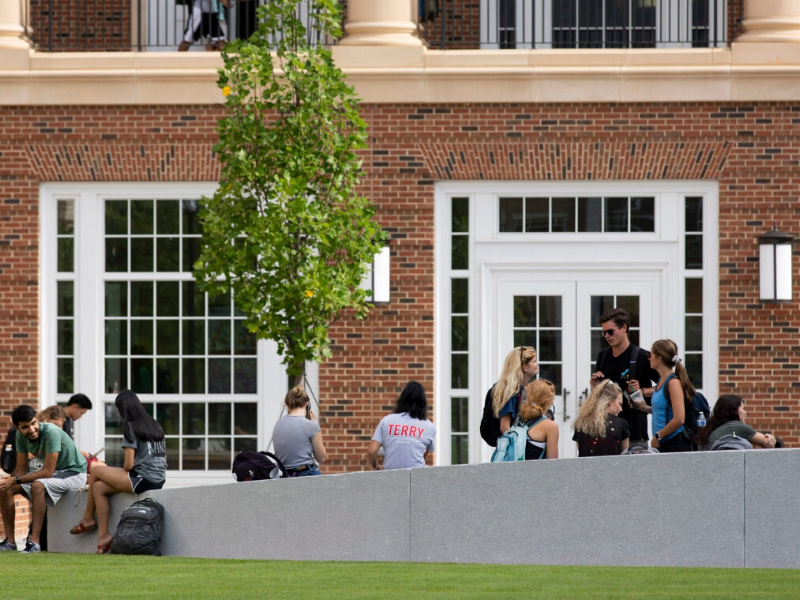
[{"xmin": 386, "ymin": 424, "xmax": 424, "ymax": 439}]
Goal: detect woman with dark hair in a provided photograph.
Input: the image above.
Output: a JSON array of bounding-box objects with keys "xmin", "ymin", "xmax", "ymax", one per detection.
[
  {"xmin": 519, "ymin": 379, "xmax": 560, "ymax": 459},
  {"xmin": 273, "ymin": 385, "xmax": 327, "ymax": 477},
  {"xmin": 572, "ymin": 379, "xmax": 630, "ymax": 456},
  {"xmin": 368, "ymin": 381, "xmax": 436, "ymax": 470},
  {"xmin": 69, "ymin": 389, "xmax": 166, "ymax": 554},
  {"xmin": 696, "ymin": 394, "xmax": 777, "ymax": 450},
  {"xmin": 646, "ymin": 339, "xmax": 694, "ymax": 453}
]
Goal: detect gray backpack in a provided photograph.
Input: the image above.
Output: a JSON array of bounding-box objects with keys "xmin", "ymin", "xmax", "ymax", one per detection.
[{"xmin": 709, "ymin": 433, "xmax": 753, "ymax": 451}]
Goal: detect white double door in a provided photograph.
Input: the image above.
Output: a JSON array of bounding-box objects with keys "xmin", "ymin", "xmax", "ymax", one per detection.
[{"xmin": 493, "ymin": 274, "xmax": 657, "ymax": 459}]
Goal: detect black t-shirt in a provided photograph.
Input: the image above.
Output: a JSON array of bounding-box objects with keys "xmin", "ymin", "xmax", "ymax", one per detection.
[
  {"xmin": 572, "ymin": 415, "xmax": 631, "ymax": 457},
  {"xmin": 594, "ymin": 344, "xmax": 659, "ymax": 441},
  {"xmin": 62, "ymin": 417, "xmax": 74, "ymax": 440}
]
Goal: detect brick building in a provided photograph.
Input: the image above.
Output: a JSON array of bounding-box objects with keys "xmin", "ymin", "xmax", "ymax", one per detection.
[{"xmin": 0, "ymin": 0, "xmax": 798, "ymax": 500}]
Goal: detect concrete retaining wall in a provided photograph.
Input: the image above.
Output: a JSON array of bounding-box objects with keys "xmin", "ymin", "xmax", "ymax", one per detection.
[{"xmin": 47, "ymin": 449, "xmax": 800, "ymax": 568}]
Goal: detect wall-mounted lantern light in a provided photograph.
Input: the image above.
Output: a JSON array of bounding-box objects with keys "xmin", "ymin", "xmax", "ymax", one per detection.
[
  {"xmin": 364, "ymin": 240, "xmax": 391, "ymax": 305},
  {"xmin": 758, "ymin": 225, "xmax": 795, "ymax": 303}
]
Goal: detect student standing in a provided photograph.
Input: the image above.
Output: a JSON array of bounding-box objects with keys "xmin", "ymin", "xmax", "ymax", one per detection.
[{"xmin": 646, "ymin": 339, "xmax": 694, "ymax": 453}]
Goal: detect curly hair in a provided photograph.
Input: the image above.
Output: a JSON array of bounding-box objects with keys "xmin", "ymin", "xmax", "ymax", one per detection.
[
  {"xmin": 650, "ymin": 338, "xmax": 696, "ymax": 403},
  {"xmin": 695, "ymin": 394, "xmax": 743, "ymax": 447},
  {"xmin": 519, "ymin": 379, "xmax": 555, "ymax": 422},
  {"xmin": 492, "ymin": 346, "xmax": 537, "ymax": 417},
  {"xmin": 573, "ymin": 379, "xmax": 622, "ymax": 439}
]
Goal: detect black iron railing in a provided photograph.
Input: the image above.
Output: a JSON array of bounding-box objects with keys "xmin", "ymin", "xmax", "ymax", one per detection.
[
  {"xmin": 24, "ymin": 0, "xmax": 342, "ymax": 52},
  {"xmin": 418, "ymin": 0, "xmax": 742, "ymax": 50}
]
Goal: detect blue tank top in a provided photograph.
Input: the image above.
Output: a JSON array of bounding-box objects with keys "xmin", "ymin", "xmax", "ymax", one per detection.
[{"xmin": 651, "ymin": 374, "xmax": 684, "ymax": 441}]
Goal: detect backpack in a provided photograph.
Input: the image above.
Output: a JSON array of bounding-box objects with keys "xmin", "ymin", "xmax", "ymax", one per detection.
[
  {"xmin": 1, "ymin": 428, "xmax": 16, "ymax": 473},
  {"xmin": 480, "ymin": 386, "xmax": 501, "ymax": 447},
  {"xmin": 110, "ymin": 498, "xmax": 165, "ymax": 556},
  {"xmin": 490, "ymin": 416, "xmax": 545, "ymax": 462},
  {"xmin": 662, "ymin": 375, "xmax": 709, "ymax": 449},
  {"xmin": 709, "ymin": 433, "xmax": 753, "ymax": 451},
  {"xmin": 232, "ymin": 450, "xmax": 287, "ymax": 481}
]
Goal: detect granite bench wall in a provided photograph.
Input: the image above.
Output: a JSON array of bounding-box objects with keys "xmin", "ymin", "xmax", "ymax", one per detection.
[{"xmin": 47, "ymin": 449, "xmax": 800, "ymax": 568}]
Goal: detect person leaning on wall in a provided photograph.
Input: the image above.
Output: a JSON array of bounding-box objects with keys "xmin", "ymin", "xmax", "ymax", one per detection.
[{"xmin": 272, "ymin": 386, "xmax": 327, "ymax": 477}]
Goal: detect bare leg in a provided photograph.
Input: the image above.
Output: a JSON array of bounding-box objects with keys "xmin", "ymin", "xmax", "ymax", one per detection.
[
  {"xmin": 0, "ymin": 488, "xmax": 16, "ymax": 544},
  {"xmin": 77, "ymin": 470, "xmax": 98, "ymax": 528},
  {"xmin": 28, "ymin": 481, "xmax": 48, "ymax": 545},
  {"xmin": 91, "ymin": 466, "xmax": 133, "ymax": 549}
]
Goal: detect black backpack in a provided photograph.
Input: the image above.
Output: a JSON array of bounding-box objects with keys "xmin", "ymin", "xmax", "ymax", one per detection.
[
  {"xmin": 480, "ymin": 386, "xmax": 501, "ymax": 447},
  {"xmin": 232, "ymin": 450, "xmax": 287, "ymax": 481},
  {"xmin": 1, "ymin": 428, "xmax": 16, "ymax": 473},
  {"xmin": 110, "ymin": 498, "xmax": 165, "ymax": 556}
]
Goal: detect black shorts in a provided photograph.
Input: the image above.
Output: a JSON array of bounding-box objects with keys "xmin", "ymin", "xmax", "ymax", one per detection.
[
  {"xmin": 129, "ymin": 469, "xmax": 165, "ymax": 494},
  {"xmin": 188, "ymin": 12, "xmax": 224, "ymax": 42}
]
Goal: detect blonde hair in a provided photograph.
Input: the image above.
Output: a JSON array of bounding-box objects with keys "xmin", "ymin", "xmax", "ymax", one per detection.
[
  {"xmin": 573, "ymin": 380, "xmax": 622, "ymax": 438},
  {"xmin": 650, "ymin": 339, "xmax": 695, "ymax": 402},
  {"xmin": 284, "ymin": 385, "xmax": 309, "ymax": 410},
  {"xmin": 519, "ymin": 379, "xmax": 555, "ymax": 422},
  {"xmin": 492, "ymin": 346, "xmax": 537, "ymax": 417},
  {"xmin": 38, "ymin": 405, "xmax": 66, "ymax": 423}
]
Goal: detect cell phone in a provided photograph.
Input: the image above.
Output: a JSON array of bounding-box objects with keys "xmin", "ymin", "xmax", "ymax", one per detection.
[{"xmin": 305, "ymin": 404, "xmax": 311, "ymax": 419}]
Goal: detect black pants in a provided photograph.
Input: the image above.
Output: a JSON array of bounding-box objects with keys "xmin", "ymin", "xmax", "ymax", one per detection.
[{"xmin": 659, "ymin": 431, "xmax": 694, "ymax": 453}]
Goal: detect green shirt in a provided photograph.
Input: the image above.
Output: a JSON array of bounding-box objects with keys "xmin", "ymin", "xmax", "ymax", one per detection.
[{"xmin": 15, "ymin": 422, "xmax": 87, "ymax": 474}]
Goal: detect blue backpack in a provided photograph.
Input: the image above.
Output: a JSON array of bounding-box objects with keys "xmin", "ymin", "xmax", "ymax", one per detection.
[{"xmin": 490, "ymin": 416, "xmax": 545, "ymax": 462}]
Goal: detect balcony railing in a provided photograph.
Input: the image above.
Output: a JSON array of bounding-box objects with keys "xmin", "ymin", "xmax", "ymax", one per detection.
[
  {"xmin": 23, "ymin": 0, "xmax": 340, "ymax": 52},
  {"xmin": 417, "ymin": 0, "xmax": 742, "ymax": 49}
]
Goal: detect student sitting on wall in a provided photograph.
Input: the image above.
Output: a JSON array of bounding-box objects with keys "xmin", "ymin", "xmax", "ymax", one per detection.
[
  {"xmin": 368, "ymin": 381, "xmax": 436, "ymax": 470},
  {"xmin": 696, "ymin": 394, "xmax": 777, "ymax": 451},
  {"xmin": 572, "ymin": 380, "xmax": 630, "ymax": 457},
  {"xmin": 69, "ymin": 390, "xmax": 166, "ymax": 554},
  {"xmin": 272, "ymin": 386, "xmax": 327, "ymax": 477}
]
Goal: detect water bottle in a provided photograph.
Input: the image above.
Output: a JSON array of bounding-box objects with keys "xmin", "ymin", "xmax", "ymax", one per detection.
[
  {"xmin": 630, "ymin": 388, "xmax": 644, "ymax": 407},
  {"xmin": 696, "ymin": 411, "xmax": 707, "ymax": 429}
]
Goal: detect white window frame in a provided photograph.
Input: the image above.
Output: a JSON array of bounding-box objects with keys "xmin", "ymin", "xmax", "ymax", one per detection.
[
  {"xmin": 434, "ymin": 180, "xmax": 719, "ymax": 465},
  {"xmin": 41, "ymin": 183, "xmax": 307, "ymax": 486}
]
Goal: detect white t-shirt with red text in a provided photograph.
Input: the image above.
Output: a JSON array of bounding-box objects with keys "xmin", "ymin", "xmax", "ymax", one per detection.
[{"xmin": 372, "ymin": 412, "xmax": 435, "ymax": 470}]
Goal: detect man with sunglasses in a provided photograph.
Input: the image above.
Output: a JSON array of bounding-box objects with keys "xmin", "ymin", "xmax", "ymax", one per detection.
[{"xmin": 590, "ymin": 308, "xmax": 659, "ymax": 447}]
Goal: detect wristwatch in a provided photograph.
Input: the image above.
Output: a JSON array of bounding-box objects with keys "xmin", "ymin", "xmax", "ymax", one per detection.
[
  {"xmin": 15, "ymin": 476, "xmax": 21, "ymax": 486},
  {"xmin": 654, "ymin": 432, "xmax": 662, "ymax": 443}
]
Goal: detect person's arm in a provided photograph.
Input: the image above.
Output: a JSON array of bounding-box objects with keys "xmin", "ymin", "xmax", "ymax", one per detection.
[
  {"xmin": 367, "ymin": 440, "xmax": 382, "ymax": 470},
  {"xmin": 499, "ymin": 414, "xmax": 512, "ymax": 433},
  {"xmin": 123, "ymin": 447, "xmax": 135, "ymax": 472},
  {"xmin": 25, "ymin": 452, "xmax": 58, "ymax": 481},
  {"xmin": 311, "ymin": 432, "xmax": 327, "ymax": 463},
  {"xmin": 655, "ymin": 378, "xmax": 685, "ymax": 439},
  {"xmin": 544, "ymin": 421, "xmax": 559, "ymax": 459},
  {"xmin": 749, "ymin": 432, "xmax": 776, "ymax": 449},
  {"xmin": 620, "ymin": 437, "xmax": 629, "ymax": 453},
  {"xmin": 0, "ymin": 451, "xmax": 28, "ymax": 491}
]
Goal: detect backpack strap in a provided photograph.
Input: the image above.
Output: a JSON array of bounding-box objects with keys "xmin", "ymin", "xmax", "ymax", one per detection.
[{"xmin": 629, "ymin": 345, "xmax": 640, "ymax": 373}]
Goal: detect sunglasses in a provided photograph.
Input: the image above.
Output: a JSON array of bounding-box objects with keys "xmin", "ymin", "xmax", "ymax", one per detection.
[{"xmin": 602, "ymin": 327, "xmax": 619, "ymax": 337}]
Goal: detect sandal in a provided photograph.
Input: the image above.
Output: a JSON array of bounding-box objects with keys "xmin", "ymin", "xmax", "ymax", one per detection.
[
  {"xmin": 96, "ymin": 542, "xmax": 111, "ymax": 554},
  {"xmin": 69, "ymin": 522, "xmax": 96, "ymax": 535}
]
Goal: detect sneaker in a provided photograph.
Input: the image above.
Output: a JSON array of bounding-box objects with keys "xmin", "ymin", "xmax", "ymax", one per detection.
[
  {"xmin": 0, "ymin": 539, "xmax": 17, "ymax": 551},
  {"xmin": 21, "ymin": 541, "xmax": 41, "ymax": 553}
]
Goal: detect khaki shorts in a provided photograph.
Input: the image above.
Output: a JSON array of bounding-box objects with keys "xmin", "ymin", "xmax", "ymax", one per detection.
[{"xmin": 19, "ymin": 470, "xmax": 86, "ymax": 506}]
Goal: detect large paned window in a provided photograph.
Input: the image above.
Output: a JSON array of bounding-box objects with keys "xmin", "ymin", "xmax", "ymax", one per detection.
[
  {"xmin": 449, "ymin": 198, "xmax": 470, "ymax": 464},
  {"xmin": 43, "ymin": 184, "xmax": 288, "ymax": 485}
]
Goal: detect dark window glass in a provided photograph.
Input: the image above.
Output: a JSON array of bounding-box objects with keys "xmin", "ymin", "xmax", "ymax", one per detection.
[
  {"xmin": 685, "ymin": 279, "xmax": 703, "ymax": 314},
  {"xmin": 105, "ymin": 357, "xmax": 127, "ymax": 394},
  {"xmin": 156, "ymin": 282, "xmax": 180, "ymax": 317},
  {"xmin": 105, "ymin": 282, "xmax": 127, "ymax": 317},
  {"xmin": 182, "ymin": 438, "xmax": 205, "ymax": 470},
  {"xmin": 182, "ymin": 200, "xmax": 202, "ymax": 234},
  {"xmin": 157, "ymin": 319, "xmax": 180, "ymax": 355},
  {"xmin": 577, "ymin": 197, "xmax": 602, "ymax": 232},
  {"xmin": 514, "ymin": 296, "xmax": 536, "ymax": 328},
  {"xmin": 451, "ymin": 278, "xmax": 468, "ymax": 314},
  {"xmin": 551, "ymin": 198, "xmax": 575, "ymax": 232},
  {"xmin": 451, "ymin": 235, "xmax": 469, "ymax": 270},
  {"xmin": 451, "ymin": 397, "xmax": 469, "ymax": 432},
  {"xmin": 156, "ymin": 200, "xmax": 179, "ymax": 235},
  {"xmin": 686, "ymin": 234, "xmax": 703, "ymax": 269},
  {"xmin": 57, "ymin": 238, "xmax": 74, "ymax": 273},
  {"xmin": 57, "ymin": 281, "xmax": 74, "ymax": 317},
  {"xmin": 685, "ymin": 353, "xmax": 703, "ymax": 388},
  {"xmin": 451, "ymin": 435, "xmax": 468, "ymax": 465},
  {"xmin": 538, "ymin": 330, "xmax": 562, "ymax": 362},
  {"xmin": 182, "ymin": 281, "xmax": 204, "ymax": 317},
  {"xmin": 234, "ymin": 403, "xmax": 258, "ymax": 435},
  {"xmin": 57, "ymin": 200, "xmax": 74, "ymax": 235},
  {"xmin": 130, "ymin": 319, "xmax": 154, "ymax": 355},
  {"xmin": 450, "ymin": 354, "xmax": 468, "ymax": 389},
  {"xmin": 105, "ymin": 201, "xmax": 127, "ymax": 235},
  {"xmin": 131, "ymin": 200, "xmax": 154, "ymax": 235},
  {"xmin": 130, "ymin": 238, "xmax": 153, "ymax": 272},
  {"xmin": 105, "ymin": 320, "xmax": 127, "ymax": 355},
  {"xmin": 131, "ymin": 358, "xmax": 154, "ymax": 394},
  {"xmin": 156, "ymin": 237, "xmax": 180, "ymax": 272},
  {"xmin": 451, "ymin": 197, "xmax": 469, "ymax": 233},
  {"xmin": 525, "ymin": 198, "xmax": 549, "ymax": 232},
  {"xmin": 499, "ymin": 197, "xmax": 523, "ymax": 233},
  {"xmin": 105, "ymin": 238, "xmax": 127, "ymax": 272},
  {"xmin": 57, "ymin": 320, "xmax": 74, "ymax": 355},
  {"xmin": 539, "ymin": 296, "xmax": 562, "ymax": 327},
  {"xmin": 630, "ymin": 197, "xmax": 655, "ymax": 232},
  {"xmin": 183, "ymin": 358, "xmax": 206, "ymax": 394},
  {"xmin": 234, "ymin": 358, "xmax": 257, "ymax": 394},
  {"xmin": 605, "ymin": 197, "xmax": 629, "ymax": 232},
  {"xmin": 451, "ymin": 316, "xmax": 468, "ymax": 352},
  {"xmin": 208, "ymin": 403, "xmax": 231, "ymax": 436},
  {"xmin": 685, "ymin": 196, "xmax": 703, "ymax": 232},
  {"xmin": 183, "ymin": 320, "xmax": 205, "ymax": 356},
  {"xmin": 183, "ymin": 402, "xmax": 206, "ymax": 435},
  {"xmin": 57, "ymin": 358, "xmax": 74, "ymax": 394},
  {"xmin": 685, "ymin": 316, "xmax": 703, "ymax": 351},
  {"xmin": 208, "ymin": 358, "xmax": 230, "ymax": 394},
  {"xmin": 131, "ymin": 282, "xmax": 154, "ymax": 317}
]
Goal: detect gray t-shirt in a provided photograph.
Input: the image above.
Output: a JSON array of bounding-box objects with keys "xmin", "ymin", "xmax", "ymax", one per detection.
[
  {"xmin": 272, "ymin": 416, "xmax": 321, "ymax": 469},
  {"xmin": 122, "ymin": 432, "xmax": 167, "ymax": 483},
  {"xmin": 372, "ymin": 412, "xmax": 435, "ymax": 470}
]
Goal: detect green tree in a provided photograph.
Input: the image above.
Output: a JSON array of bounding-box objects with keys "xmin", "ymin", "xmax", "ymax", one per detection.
[{"xmin": 195, "ymin": 0, "xmax": 387, "ymax": 387}]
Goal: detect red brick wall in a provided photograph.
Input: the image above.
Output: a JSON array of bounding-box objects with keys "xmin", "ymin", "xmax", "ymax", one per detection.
[
  {"xmin": 29, "ymin": 0, "xmax": 132, "ymax": 52},
  {"xmin": 1, "ymin": 101, "xmax": 798, "ymax": 475}
]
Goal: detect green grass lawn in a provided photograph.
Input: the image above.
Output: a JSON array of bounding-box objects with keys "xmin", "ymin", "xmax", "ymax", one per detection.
[{"xmin": 3, "ymin": 554, "xmax": 798, "ymax": 599}]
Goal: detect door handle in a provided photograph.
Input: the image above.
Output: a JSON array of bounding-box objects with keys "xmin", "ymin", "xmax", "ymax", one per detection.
[
  {"xmin": 578, "ymin": 388, "xmax": 588, "ymax": 411},
  {"xmin": 563, "ymin": 388, "xmax": 570, "ymax": 422}
]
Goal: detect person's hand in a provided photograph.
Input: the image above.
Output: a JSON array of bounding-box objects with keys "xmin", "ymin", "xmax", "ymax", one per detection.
[
  {"xmin": 590, "ymin": 372, "xmax": 604, "ymax": 387},
  {"xmin": 650, "ymin": 437, "xmax": 659, "ymax": 449},
  {"xmin": 0, "ymin": 476, "xmax": 14, "ymax": 492},
  {"xmin": 308, "ymin": 410, "xmax": 317, "ymax": 422},
  {"xmin": 764, "ymin": 434, "xmax": 776, "ymax": 448},
  {"xmin": 628, "ymin": 379, "xmax": 640, "ymax": 393},
  {"xmin": 80, "ymin": 450, "xmax": 91, "ymax": 458}
]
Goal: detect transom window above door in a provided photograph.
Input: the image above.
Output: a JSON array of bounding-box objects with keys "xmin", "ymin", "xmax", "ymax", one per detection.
[{"xmin": 499, "ymin": 196, "xmax": 655, "ymax": 233}]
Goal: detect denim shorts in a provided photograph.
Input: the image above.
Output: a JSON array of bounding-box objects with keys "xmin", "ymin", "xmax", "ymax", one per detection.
[{"xmin": 287, "ymin": 464, "xmax": 320, "ymax": 478}]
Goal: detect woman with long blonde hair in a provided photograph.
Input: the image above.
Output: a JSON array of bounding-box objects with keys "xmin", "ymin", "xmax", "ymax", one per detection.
[
  {"xmin": 646, "ymin": 339, "xmax": 694, "ymax": 453},
  {"xmin": 519, "ymin": 379, "xmax": 559, "ymax": 459},
  {"xmin": 572, "ymin": 380, "xmax": 629, "ymax": 456},
  {"xmin": 491, "ymin": 346, "xmax": 539, "ymax": 434}
]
